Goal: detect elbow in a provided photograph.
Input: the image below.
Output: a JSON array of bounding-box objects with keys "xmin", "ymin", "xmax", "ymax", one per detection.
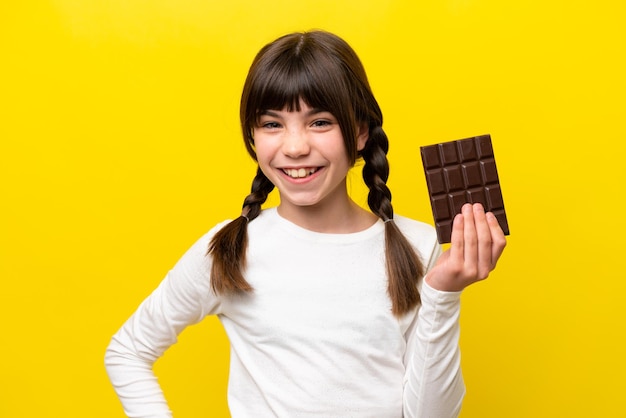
[
  {"xmin": 104, "ymin": 336, "xmax": 121, "ymax": 376},
  {"xmin": 104, "ymin": 333, "xmax": 136, "ymax": 379}
]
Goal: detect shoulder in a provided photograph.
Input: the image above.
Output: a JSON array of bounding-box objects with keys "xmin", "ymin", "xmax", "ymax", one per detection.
[
  {"xmin": 393, "ymin": 214, "xmax": 441, "ymax": 266},
  {"xmin": 201, "ymin": 209, "xmax": 279, "ymax": 246},
  {"xmin": 393, "ymin": 214, "xmax": 437, "ymax": 243},
  {"xmin": 171, "ymin": 220, "xmax": 230, "ymax": 269},
  {"xmin": 193, "ymin": 218, "xmax": 235, "ymax": 248}
]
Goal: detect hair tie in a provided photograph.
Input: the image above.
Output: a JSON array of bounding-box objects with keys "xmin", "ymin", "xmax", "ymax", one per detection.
[
  {"xmin": 383, "ymin": 218, "xmax": 393, "ymax": 223},
  {"xmin": 241, "ymin": 214, "xmax": 250, "ymax": 222}
]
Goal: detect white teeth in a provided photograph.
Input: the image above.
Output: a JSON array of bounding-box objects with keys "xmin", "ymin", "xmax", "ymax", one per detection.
[{"xmin": 284, "ymin": 168, "xmax": 318, "ymax": 178}]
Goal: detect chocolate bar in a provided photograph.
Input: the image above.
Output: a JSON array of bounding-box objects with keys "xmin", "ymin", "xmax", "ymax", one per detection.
[{"xmin": 420, "ymin": 134, "xmax": 509, "ymax": 244}]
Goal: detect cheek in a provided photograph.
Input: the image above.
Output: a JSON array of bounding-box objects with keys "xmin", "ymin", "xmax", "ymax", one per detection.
[
  {"xmin": 251, "ymin": 135, "xmax": 270, "ymax": 159},
  {"xmin": 324, "ymin": 137, "xmax": 352, "ymax": 165},
  {"xmin": 252, "ymin": 140, "xmax": 276, "ymax": 172}
]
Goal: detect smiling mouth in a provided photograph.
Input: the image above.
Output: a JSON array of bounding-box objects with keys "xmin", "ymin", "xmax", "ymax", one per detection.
[{"xmin": 282, "ymin": 167, "xmax": 319, "ymax": 179}]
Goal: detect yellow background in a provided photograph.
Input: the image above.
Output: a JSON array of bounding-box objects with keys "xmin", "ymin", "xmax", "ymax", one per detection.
[{"xmin": 1, "ymin": 1, "xmax": 624, "ymax": 417}]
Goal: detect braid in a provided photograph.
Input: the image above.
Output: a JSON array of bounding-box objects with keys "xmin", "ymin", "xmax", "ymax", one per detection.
[
  {"xmin": 361, "ymin": 126, "xmax": 393, "ymax": 221},
  {"xmin": 361, "ymin": 126, "xmax": 424, "ymax": 316},
  {"xmin": 208, "ymin": 167, "xmax": 274, "ymax": 294},
  {"xmin": 242, "ymin": 167, "xmax": 275, "ymax": 220}
]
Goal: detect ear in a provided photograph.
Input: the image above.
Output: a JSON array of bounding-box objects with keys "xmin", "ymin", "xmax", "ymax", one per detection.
[{"xmin": 356, "ymin": 123, "xmax": 369, "ymax": 151}]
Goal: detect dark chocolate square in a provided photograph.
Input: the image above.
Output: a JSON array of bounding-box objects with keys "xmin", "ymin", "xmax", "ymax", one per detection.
[{"xmin": 420, "ymin": 134, "xmax": 510, "ymax": 244}]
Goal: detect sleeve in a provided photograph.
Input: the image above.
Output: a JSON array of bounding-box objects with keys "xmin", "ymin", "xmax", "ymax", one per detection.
[
  {"xmin": 403, "ymin": 242, "xmax": 466, "ymax": 418},
  {"xmin": 104, "ymin": 227, "xmax": 225, "ymax": 418}
]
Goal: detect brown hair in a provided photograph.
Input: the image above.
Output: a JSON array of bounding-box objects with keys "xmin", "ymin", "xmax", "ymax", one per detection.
[{"xmin": 208, "ymin": 30, "xmax": 424, "ymax": 316}]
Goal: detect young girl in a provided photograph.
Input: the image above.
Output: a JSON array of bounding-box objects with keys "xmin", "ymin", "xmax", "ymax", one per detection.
[{"xmin": 105, "ymin": 30, "xmax": 506, "ymax": 418}]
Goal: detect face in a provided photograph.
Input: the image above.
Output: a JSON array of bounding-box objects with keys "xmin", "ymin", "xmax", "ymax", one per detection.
[{"xmin": 253, "ymin": 100, "xmax": 368, "ymax": 219}]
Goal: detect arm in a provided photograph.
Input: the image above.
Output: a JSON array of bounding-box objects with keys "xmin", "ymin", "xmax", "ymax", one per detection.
[
  {"xmin": 104, "ymin": 231, "xmax": 221, "ymax": 417},
  {"xmin": 404, "ymin": 203, "xmax": 507, "ymax": 417},
  {"xmin": 403, "ymin": 253, "xmax": 465, "ymax": 418}
]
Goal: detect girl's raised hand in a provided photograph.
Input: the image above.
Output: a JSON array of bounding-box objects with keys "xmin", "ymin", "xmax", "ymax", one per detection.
[{"xmin": 426, "ymin": 203, "xmax": 506, "ymax": 292}]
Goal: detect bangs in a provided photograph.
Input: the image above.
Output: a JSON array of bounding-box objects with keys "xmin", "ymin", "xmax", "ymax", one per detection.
[{"xmin": 247, "ymin": 52, "xmax": 345, "ymax": 119}]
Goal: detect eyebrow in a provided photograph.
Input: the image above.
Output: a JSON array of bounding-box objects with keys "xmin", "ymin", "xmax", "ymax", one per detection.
[{"xmin": 258, "ymin": 107, "xmax": 327, "ymax": 117}]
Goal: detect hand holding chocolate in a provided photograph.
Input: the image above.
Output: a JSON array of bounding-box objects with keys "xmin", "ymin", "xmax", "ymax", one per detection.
[{"xmin": 420, "ymin": 134, "xmax": 510, "ymax": 244}]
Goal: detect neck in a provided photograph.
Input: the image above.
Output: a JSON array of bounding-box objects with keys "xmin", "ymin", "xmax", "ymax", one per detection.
[{"xmin": 277, "ymin": 199, "xmax": 377, "ymax": 234}]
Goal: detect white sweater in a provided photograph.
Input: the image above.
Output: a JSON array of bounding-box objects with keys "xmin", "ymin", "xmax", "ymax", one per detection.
[{"xmin": 105, "ymin": 208, "xmax": 465, "ymax": 417}]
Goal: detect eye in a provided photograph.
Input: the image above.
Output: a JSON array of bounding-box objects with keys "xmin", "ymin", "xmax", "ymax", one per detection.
[
  {"xmin": 260, "ymin": 121, "xmax": 281, "ymax": 129},
  {"xmin": 311, "ymin": 119, "xmax": 334, "ymax": 129}
]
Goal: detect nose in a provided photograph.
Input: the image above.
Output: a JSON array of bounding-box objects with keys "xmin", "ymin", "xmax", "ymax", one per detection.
[{"xmin": 282, "ymin": 128, "xmax": 310, "ymax": 158}]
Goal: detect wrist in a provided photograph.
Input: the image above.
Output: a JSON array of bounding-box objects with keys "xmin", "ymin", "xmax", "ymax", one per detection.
[{"xmin": 424, "ymin": 273, "xmax": 465, "ymax": 293}]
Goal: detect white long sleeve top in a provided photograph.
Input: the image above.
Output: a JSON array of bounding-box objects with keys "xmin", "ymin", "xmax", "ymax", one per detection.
[{"xmin": 105, "ymin": 208, "xmax": 465, "ymax": 417}]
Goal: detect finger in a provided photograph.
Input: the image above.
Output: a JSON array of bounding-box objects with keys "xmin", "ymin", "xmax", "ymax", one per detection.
[
  {"xmin": 449, "ymin": 209, "xmax": 465, "ymax": 263},
  {"xmin": 462, "ymin": 203, "xmax": 478, "ymax": 267},
  {"xmin": 473, "ymin": 203, "xmax": 493, "ymax": 279},
  {"xmin": 486, "ymin": 212, "xmax": 507, "ymax": 265}
]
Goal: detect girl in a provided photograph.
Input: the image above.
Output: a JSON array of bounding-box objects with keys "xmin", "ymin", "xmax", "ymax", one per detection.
[{"xmin": 105, "ymin": 30, "xmax": 506, "ymax": 417}]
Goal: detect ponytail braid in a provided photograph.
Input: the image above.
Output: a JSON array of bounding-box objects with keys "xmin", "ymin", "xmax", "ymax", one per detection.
[
  {"xmin": 361, "ymin": 126, "xmax": 424, "ymax": 316},
  {"xmin": 208, "ymin": 166, "xmax": 274, "ymax": 294}
]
